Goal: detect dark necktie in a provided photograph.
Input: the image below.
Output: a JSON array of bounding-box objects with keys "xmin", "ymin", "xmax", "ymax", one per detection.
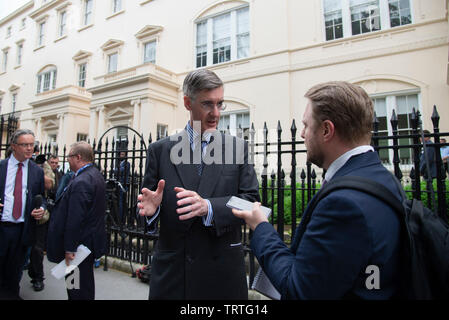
[
  {"xmin": 13, "ymin": 162, "xmax": 23, "ymax": 220},
  {"xmin": 197, "ymin": 141, "xmax": 208, "ymax": 176}
]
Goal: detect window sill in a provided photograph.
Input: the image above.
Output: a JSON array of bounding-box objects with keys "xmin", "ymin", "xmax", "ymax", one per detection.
[
  {"xmin": 202, "ymin": 57, "xmax": 251, "ymax": 70},
  {"xmin": 78, "ymin": 24, "xmax": 94, "ymax": 33},
  {"xmin": 0, "ymin": 71, "xmax": 5, "ymax": 76},
  {"xmin": 34, "ymin": 45, "xmax": 45, "ymax": 52},
  {"xmin": 106, "ymin": 10, "xmax": 125, "ymax": 20},
  {"xmin": 140, "ymin": 0, "xmax": 154, "ymax": 6},
  {"xmin": 54, "ymin": 35, "xmax": 67, "ymax": 43},
  {"xmin": 14, "ymin": 65, "xmax": 21, "ymax": 70}
]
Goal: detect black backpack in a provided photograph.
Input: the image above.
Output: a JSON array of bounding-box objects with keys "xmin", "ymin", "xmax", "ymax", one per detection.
[{"xmin": 310, "ymin": 175, "xmax": 449, "ymax": 299}]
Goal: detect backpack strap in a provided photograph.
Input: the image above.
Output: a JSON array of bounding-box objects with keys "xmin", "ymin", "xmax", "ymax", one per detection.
[{"xmin": 306, "ymin": 175, "xmax": 406, "ymax": 224}]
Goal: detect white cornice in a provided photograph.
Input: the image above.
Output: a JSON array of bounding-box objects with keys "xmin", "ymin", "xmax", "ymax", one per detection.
[
  {"xmin": 134, "ymin": 25, "xmax": 163, "ymax": 40},
  {"xmin": 0, "ymin": 1, "xmax": 34, "ymax": 26},
  {"xmin": 29, "ymin": 0, "xmax": 68, "ymax": 20},
  {"xmin": 72, "ymin": 50, "xmax": 93, "ymax": 61},
  {"xmin": 101, "ymin": 39, "xmax": 124, "ymax": 51}
]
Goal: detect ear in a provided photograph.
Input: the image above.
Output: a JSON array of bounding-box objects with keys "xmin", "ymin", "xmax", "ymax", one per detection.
[
  {"xmin": 184, "ymin": 95, "xmax": 192, "ymax": 111},
  {"xmin": 322, "ymin": 120, "xmax": 335, "ymax": 142}
]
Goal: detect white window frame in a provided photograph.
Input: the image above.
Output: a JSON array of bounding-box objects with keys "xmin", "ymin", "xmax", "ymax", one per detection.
[
  {"xmin": 83, "ymin": 0, "xmax": 93, "ymax": 26},
  {"xmin": 38, "ymin": 21, "xmax": 46, "ymax": 47},
  {"xmin": 6, "ymin": 26, "xmax": 12, "ymax": 38},
  {"xmin": 157, "ymin": 124, "xmax": 168, "ymax": 139},
  {"xmin": 16, "ymin": 42, "xmax": 23, "ymax": 66},
  {"xmin": 322, "ymin": 0, "xmax": 413, "ymax": 41},
  {"xmin": 195, "ymin": 5, "xmax": 250, "ymax": 68},
  {"xmin": 108, "ymin": 52, "xmax": 118, "ymax": 73},
  {"xmin": 77, "ymin": 133, "xmax": 88, "ymax": 141},
  {"xmin": 218, "ymin": 110, "xmax": 250, "ymax": 139},
  {"xmin": 37, "ymin": 67, "xmax": 57, "ymax": 93},
  {"xmin": 11, "ymin": 93, "xmax": 17, "ymax": 113},
  {"xmin": 372, "ymin": 90, "xmax": 421, "ymax": 168},
  {"xmin": 101, "ymin": 40, "xmax": 123, "ymax": 74},
  {"xmin": 112, "ymin": 0, "xmax": 122, "ymax": 14},
  {"xmin": 58, "ymin": 10, "xmax": 67, "ymax": 37},
  {"xmin": 2, "ymin": 49, "xmax": 8, "ymax": 72},
  {"xmin": 78, "ymin": 63, "xmax": 87, "ymax": 87},
  {"xmin": 387, "ymin": 0, "xmax": 413, "ymax": 27},
  {"xmin": 143, "ymin": 40, "xmax": 156, "ymax": 64}
]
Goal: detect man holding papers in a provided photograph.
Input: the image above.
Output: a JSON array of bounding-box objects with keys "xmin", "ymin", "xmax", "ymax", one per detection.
[
  {"xmin": 47, "ymin": 141, "xmax": 106, "ymax": 300},
  {"xmin": 233, "ymin": 82, "xmax": 402, "ymax": 299}
]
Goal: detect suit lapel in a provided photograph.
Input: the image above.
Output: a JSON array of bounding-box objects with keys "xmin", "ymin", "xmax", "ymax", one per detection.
[
  {"xmin": 24, "ymin": 160, "xmax": 35, "ymax": 224},
  {"xmin": 0, "ymin": 160, "xmax": 7, "ymax": 213},
  {"xmin": 172, "ymin": 131, "xmax": 200, "ymax": 191}
]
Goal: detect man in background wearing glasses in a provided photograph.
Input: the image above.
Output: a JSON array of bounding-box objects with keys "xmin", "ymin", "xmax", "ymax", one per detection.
[
  {"xmin": 0, "ymin": 129, "xmax": 46, "ymax": 299},
  {"xmin": 138, "ymin": 69, "xmax": 259, "ymax": 299}
]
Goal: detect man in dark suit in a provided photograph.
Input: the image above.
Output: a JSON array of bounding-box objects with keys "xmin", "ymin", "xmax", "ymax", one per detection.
[
  {"xmin": 0, "ymin": 129, "xmax": 46, "ymax": 298},
  {"xmin": 113, "ymin": 151, "xmax": 130, "ymax": 222},
  {"xmin": 234, "ymin": 81, "xmax": 403, "ymax": 299},
  {"xmin": 47, "ymin": 141, "xmax": 106, "ymax": 300},
  {"xmin": 419, "ymin": 130, "xmax": 437, "ymax": 180},
  {"xmin": 137, "ymin": 69, "xmax": 260, "ymax": 299}
]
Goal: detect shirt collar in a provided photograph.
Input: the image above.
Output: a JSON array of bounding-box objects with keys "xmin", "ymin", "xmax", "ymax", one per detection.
[
  {"xmin": 325, "ymin": 145, "xmax": 374, "ymax": 182},
  {"xmin": 186, "ymin": 121, "xmax": 212, "ymax": 147},
  {"xmin": 10, "ymin": 153, "xmax": 29, "ymax": 168}
]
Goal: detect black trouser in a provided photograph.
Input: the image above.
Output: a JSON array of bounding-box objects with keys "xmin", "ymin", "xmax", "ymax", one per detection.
[
  {"xmin": 28, "ymin": 222, "xmax": 48, "ymax": 282},
  {"xmin": 0, "ymin": 222, "xmax": 27, "ymax": 297},
  {"xmin": 65, "ymin": 253, "xmax": 95, "ymax": 300}
]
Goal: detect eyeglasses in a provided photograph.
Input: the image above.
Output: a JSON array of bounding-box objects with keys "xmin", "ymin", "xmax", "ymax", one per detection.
[
  {"xmin": 15, "ymin": 143, "xmax": 34, "ymax": 148},
  {"xmin": 199, "ymin": 101, "xmax": 227, "ymax": 112}
]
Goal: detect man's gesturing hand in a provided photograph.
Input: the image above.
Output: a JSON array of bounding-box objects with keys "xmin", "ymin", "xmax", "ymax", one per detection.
[
  {"xmin": 175, "ymin": 187, "xmax": 208, "ymax": 221},
  {"xmin": 137, "ymin": 179, "xmax": 165, "ymax": 216}
]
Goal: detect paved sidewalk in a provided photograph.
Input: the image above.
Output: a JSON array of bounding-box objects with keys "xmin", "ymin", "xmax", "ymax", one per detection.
[{"xmin": 19, "ymin": 257, "xmax": 149, "ymax": 300}]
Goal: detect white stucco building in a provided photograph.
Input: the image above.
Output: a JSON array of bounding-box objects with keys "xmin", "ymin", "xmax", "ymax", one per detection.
[{"xmin": 0, "ymin": 0, "xmax": 448, "ymax": 172}]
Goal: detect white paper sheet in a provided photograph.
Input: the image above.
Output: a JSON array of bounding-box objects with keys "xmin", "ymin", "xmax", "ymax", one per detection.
[{"xmin": 50, "ymin": 244, "xmax": 91, "ymax": 280}]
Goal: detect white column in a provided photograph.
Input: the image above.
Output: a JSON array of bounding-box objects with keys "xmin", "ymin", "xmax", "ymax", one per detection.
[
  {"xmin": 34, "ymin": 117, "xmax": 42, "ymax": 143},
  {"xmin": 89, "ymin": 107, "xmax": 98, "ymax": 142},
  {"xmin": 97, "ymin": 105, "xmax": 105, "ymax": 138},
  {"xmin": 342, "ymin": 0, "xmax": 352, "ymax": 38},
  {"xmin": 57, "ymin": 113, "xmax": 66, "ymax": 152},
  {"xmin": 131, "ymin": 99, "xmax": 141, "ymax": 132}
]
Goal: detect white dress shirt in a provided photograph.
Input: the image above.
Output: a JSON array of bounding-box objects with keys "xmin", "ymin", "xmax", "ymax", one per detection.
[
  {"xmin": 2, "ymin": 154, "xmax": 29, "ymax": 223},
  {"xmin": 324, "ymin": 145, "xmax": 374, "ymax": 182}
]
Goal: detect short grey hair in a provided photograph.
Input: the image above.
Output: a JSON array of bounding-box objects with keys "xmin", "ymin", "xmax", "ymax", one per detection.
[
  {"xmin": 10, "ymin": 129, "xmax": 35, "ymax": 144},
  {"xmin": 70, "ymin": 141, "xmax": 94, "ymax": 162},
  {"xmin": 182, "ymin": 69, "xmax": 223, "ymax": 100}
]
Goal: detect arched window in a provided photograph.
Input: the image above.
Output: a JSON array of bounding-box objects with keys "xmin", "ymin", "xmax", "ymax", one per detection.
[{"xmin": 36, "ymin": 65, "xmax": 57, "ymax": 93}]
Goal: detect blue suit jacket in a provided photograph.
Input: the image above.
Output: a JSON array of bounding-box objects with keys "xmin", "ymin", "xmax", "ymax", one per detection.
[
  {"xmin": 251, "ymin": 151, "xmax": 402, "ymax": 299},
  {"xmin": 0, "ymin": 158, "xmax": 46, "ymax": 246},
  {"xmin": 47, "ymin": 165, "xmax": 106, "ymax": 263}
]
